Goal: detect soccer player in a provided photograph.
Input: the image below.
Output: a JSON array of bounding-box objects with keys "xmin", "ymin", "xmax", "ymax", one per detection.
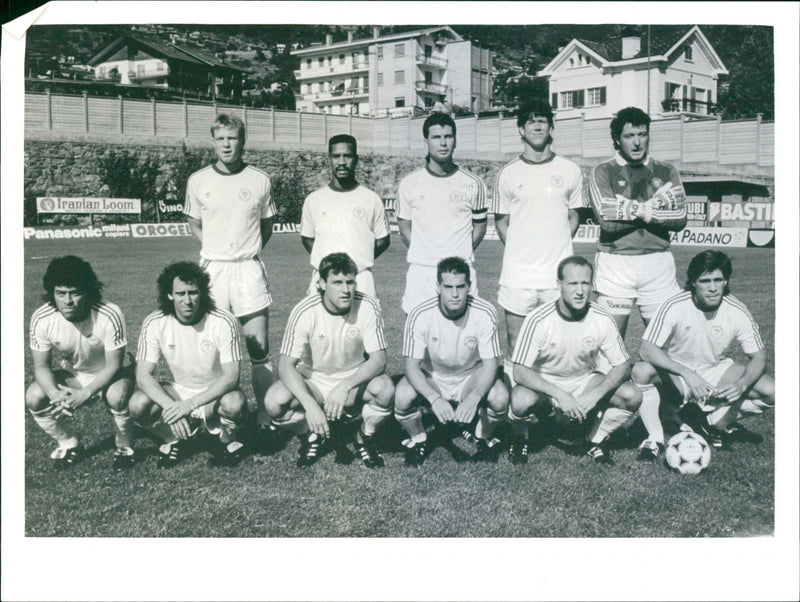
[
  {"xmin": 26, "ymin": 256, "xmax": 135, "ymax": 470},
  {"xmin": 264, "ymin": 253, "xmax": 394, "ymax": 468},
  {"xmin": 492, "ymin": 99, "xmax": 584, "ymax": 385},
  {"xmin": 588, "ymin": 106, "xmax": 687, "ymax": 456},
  {"xmin": 184, "ymin": 113, "xmax": 275, "ymax": 422},
  {"xmin": 396, "ymin": 112, "xmax": 488, "ymax": 313},
  {"xmin": 631, "ymin": 250, "xmax": 774, "ymax": 454},
  {"xmin": 300, "ymin": 134, "xmax": 390, "ymax": 300},
  {"xmin": 394, "ymin": 256, "xmax": 508, "ymax": 466},
  {"xmin": 508, "ymin": 255, "xmax": 641, "ymax": 465},
  {"xmin": 129, "ymin": 262, "xmax": 248, "ymax": 467}
]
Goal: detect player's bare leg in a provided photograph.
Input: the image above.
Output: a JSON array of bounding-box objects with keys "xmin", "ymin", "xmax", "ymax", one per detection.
[
  {"xmin": 507, "ymin": 385, "xmax": 542, "ymax": 464},
  {"xmin": 503, "ymin": 311, "xmax": 525, "ymax": 387},
  {"xmin": 472, "ymin": 379, "xmax": 509, "ymax": 462},
  {"xmin": 240, "ymin": 310, "xmax": 275, "ymax": 424},
  {"xmin": 394, "ymin": 376, "xmax": 432, "ymax": 466},
  {"xmin": 705, "ymin": 362, "xmax": 774, "ymax": 441},
  {"xmin": 354, "ymin": 374, "xmax": 394, "ymax": 468},
  {"xmin": 631, "ymin": 360, "xmax": 667, "ymax": 459},
  {"xmin": 25, "ymin": 373, "xmax": 82, "ymax": 466},
  {"xmin": 104, "ymin": 376, "xmax": 136, "ymax": 468}
]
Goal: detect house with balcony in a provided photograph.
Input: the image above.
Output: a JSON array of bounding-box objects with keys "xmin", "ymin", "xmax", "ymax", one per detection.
[
  {"xmin": 87, "ymin": 34, "xmax": 248, "ymax": 101},
  {"xmin": 292, "ymin": 26, "xmax": 492, "ymax": 117},
  {"xmin": 537, "ymin": 26, "xmax": 728, "ymax": 120}
]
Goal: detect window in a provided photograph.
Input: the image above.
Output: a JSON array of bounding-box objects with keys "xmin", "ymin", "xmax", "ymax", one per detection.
[
  {"xmin": 327, "ymin": 56, "xmax": 332, "ymax": 66},
  {"xmin": 339, "ymin": 54, "xmax": 345, "ymax": 64},
  {"xmin": 395, "ymin": 97, "xmax": 405, "ymax": 108},
  {"xmin": 424, "ymin": 71, "xmax": 432, "ymax": 85},
  {"xmin": 306, "ymin": 59, "xmax": 312, "ymax": 69},
  {"xmin": 318, "ymin": 57, "xmax": 324, "ymax": 67},
  {"xmin": 137, "ymin": 64, "xmax": 145, "ymax": 76},
  {"xmin": 586, "ymin": 86, "xmax": 606, "ymax": 106},
  {"xmin": 377, "ymin": 72, "xmax": 383, "ymax": 86},
  {"xmin": 377, "ymin": 46, "xmax": 383, "ymax": 60},
  {"xmin": 684, "ymin": 45, "xmax": 693, "ymax": 61},
  {"xmin": 394, "ymin": 43, "xmax": 405, "ymax": 58},
  {"xmin": 424, "ymin": 44, "xmax": 432, "ymax": 58},
  {"xmin": 559, "ymin": 89, "xmax": 584, "ymax": 109},
  {"xmin": 394, "ymin": 70, "xmax": 405, "ymax": 84},
  {"xmin": 424, "ymin": 96, "xmax": 434, "ymax": 108}
]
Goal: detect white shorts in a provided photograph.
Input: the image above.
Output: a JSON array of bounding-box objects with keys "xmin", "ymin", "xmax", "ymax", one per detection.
[
  {"xmin": 593, "ymin": 251, "xmax": 680, "ymax": 320},
  {"xmin": 56, "ymin": 366, "xmax": 133, "ymax": 403},
  {"xmin": 201, "ymin": 257, "xmax": 272, "ymax": 318},
  {"xmin": 498, "ymin": 285, "xmax": 559, "ymax": 317},
  {"xmin": 676, "ymin": 358, "xmax": 735, "ymax": 406},
  {"xmin": 308, "ymin": 268, "xmax": 377, "ymax": 301},
  {"xmin": 164, "ymin": 381, "xmax": 221, "ymax": 434},
  {"xmin": 402, "ymin": 263, "xmax": 478, "ymax": 314},
  {"xmin": 426, "ymin": 366, "xmax": 481, "ymax": 403},
  {"xmin": 303, "ymin": 366, "xmax": 361, "ymax": 401},
  {"xmin": 541, "ymin": 371, "xmax": 603, "ymax": 398}
]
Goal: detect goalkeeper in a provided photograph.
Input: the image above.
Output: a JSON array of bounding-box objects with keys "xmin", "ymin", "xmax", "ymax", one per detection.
[{"xmin": 588, "ymin": 106, "xmax": 687, "ymax": 460}]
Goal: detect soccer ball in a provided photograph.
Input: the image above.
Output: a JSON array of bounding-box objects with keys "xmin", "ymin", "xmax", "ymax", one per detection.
[{"xmin": 664, "ymin": 431, "xmax": 712, "ymax": 474}]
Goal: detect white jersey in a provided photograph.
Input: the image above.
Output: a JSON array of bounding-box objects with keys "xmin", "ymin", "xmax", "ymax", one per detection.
[
  {"xmin": 512, "ymin": 300, "xmax": 629, "ymax": 380},
  {"xmin": 397, "ymin": 165, "xmax": 487, "ymax": 266},
  {"xmin": 300, "ymin": 184, "xmax": 389, "ymax": 272},
  {"xmin": 403, "ymin": 295, "xmax": 501, "ymax": 378},
  {"xmin": 643, "ymin": 291, "xmax": 763, "ymax": 370},
  {"xmin": 184, "ymin": 163, "xmax": 276, "ymax": 261},
  {"xmin": 29, "ymin": 301, "xmax": 127, "ymax": 374},
  {"xmin": 137, "ymin": 308, "xmax": 243, "ymax": 390},
  {"xmin": 491, "ymin": 154, "xmax": 584, "ymax": 289},
  {"xmin": 281, "ymin": 292, "xmax": 386, "ymax": 376}
]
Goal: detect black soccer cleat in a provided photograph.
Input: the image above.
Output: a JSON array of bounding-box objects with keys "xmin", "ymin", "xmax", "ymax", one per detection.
[
  {"xmin": 586, "ymin": 442, "xmax": 614, "ymax": 465},
  {"xmin": 636, "ymin": 439, "xmax": 664, "ymax": 462},
  {"xmin": 679, "ymin": 403, "xmax": 725, "ymax": 449},
  {"xmin": 156, "ymin": 442, "xmax": 185, "ymax": 468},
  {"xmin": 53, "ymin": 446, "xmax": 85, "ymax": 470},
  {"xmin": 508, "ymin": 436, "xmax": 529, "ymax": 465},
  {"xmin": 472, "ymin": 437, "xmax": 502, "ymax": 463},
  {"xmin": 354, "ymin": 434, "xmax": 385, "ymax": 468},
  {"xmin": 723, "ymin": 422, "xmax": 764, "ymax": 445},
  {"xmin": 297, "ymin": 432, "xmax": 325, "ymax": 467},
  {"xmin": 403, "ymin": 439, "xmax": 428, "ymax": 467},
  {"xmin": 112, "ymin": 446, "xmax": 136, "ymax": 471},
  {"xmin": 210, "ymin": 441, "xmax": 246, "ymax": 467}
]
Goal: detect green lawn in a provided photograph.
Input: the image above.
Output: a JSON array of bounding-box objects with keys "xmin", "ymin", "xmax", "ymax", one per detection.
[{"xmin": 22, "ymin": 234, "xmax": 775, "ymax": 538}]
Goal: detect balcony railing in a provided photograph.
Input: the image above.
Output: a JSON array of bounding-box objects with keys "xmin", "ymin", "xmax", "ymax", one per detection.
[
  {"xmin": 662, "ymin": 98, "xmax": 717, "ymax": 116},
  {"xmin": 294, "ymin": 60, "xmax": 369, "ymax": 80},
  {"xmin": 298, "ymin": 87, "xmax": 369, "ymax": 102},
  {"xmin": 415, "ymin": 53, "xmax": 447, "ymax": 68},
  {"xmin": 415, "ymin": 80, "xmax": 447, "ymax": 95},
  {"xmin": 94, "ymin": 72, "xmax": 122, "ymax": 82}
]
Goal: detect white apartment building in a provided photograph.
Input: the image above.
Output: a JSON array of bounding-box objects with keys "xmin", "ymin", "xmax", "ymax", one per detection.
[{"xmin": 292, "ymin": 26, "xmax": 492, "ymax": 117}]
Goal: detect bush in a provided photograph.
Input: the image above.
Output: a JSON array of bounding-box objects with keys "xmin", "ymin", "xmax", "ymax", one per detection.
[{"xmin": 98, "ymin": 150, "xmax": 161, "ymax": 222}]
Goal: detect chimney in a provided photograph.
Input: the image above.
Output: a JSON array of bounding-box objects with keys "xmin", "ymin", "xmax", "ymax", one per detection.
[
  {"xmin": 373, "ymin": 26, "xmax": 380, "ymax": 39},
  {"xmin": 325, "ymin": 34, "xmax": 333, "ymax": 46},
  {"xmin": 621, "ymin": 27, "xmax": 641, "ymax": 59},
  {"xmin": 347, "ymin": 31, "xmax": 353, "ymax": 43}
]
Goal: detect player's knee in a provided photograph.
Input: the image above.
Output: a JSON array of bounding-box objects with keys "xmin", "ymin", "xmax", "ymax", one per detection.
[
  {"xmin": 264, "ymin": 381, "xmax": 292, "ymax": 419},
  {"xmin": 631, "ymin": 361, "xmax": 657, "ymax": 386},
  {"xmin": 487, "ymin": 380, "xmax": 510, "ymax": 413},
  {"xmin": 25, "ymin": 382, "xmax": 49, "ymax": 411},
  {"xmin": 219, "ymin": 390, "xmax": 247, "ymax": 419},
  {"xmin": 757, "ymin": 374, "xmax": 775, "ymax": 405},
  {"xmin": 128, "ymin": 391, "xmax": 155, "ymax": 423},
  {"xmin": 367, "ymin": 375, "xmax": 394, "ymax": 409},
  {"xmin": 612, "ymin": 382, "xmax": 642, "ymax": 411},
  {"xmin": 104, "ymin": 378, "xmax": 133, "ymax": 411},
  {"xmin": 511, "ymin": 385, "xmax": 538, "ymax": 414},
  {"xmin": 393, "ymin": 378, "xmax": 419, "ymax": 413},
  {"xmin": 245, "ymin": 335, "xmax": 269, "ymax": 363}
]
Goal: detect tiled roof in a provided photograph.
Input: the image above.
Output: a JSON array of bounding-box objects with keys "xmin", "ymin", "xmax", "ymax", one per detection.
[{"xmin": 576, "ymin": 25, "xmax": 695, "ymax": 62}]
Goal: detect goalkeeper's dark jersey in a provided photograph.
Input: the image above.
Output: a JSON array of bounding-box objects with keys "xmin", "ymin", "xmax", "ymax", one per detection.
[{"xmin": 589, "ymin": 153, "xmax": 687, "ymax": 255}]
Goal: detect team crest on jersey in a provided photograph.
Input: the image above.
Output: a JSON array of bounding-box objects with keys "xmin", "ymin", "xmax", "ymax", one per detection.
[
  {"xmin": 617, "ymin": 180, "xmax": 627, "ymax": 188},
  {"xmin": 709, "ymin": 325, "xmax": 725, "ymax": 340},
  {"xmin": 550, "ymin": 175, "xmax": 564, "ymax": 188},
  {"xmin": 449, "ymin": 190, "xmax": 466, "ymax": 205},
  {"xmin": 464, "ymin": 336, "xmax": 478, "ymax": 348},
  {"xmin": 353, "ymin": 206, "xmax": 366, "ymax": 219},
  {"xmin": 200, "ymin": 340, "xmax": 215, "ymax": 353},
  {"xmin": 345, "ymin": 326, "xmax": 361, "ymax": 340},
  {"xmin": 581, "ymin": 336, "xmax": 597, "ymax": 352},
  {"xmin": 652, "ymin": 177, "xmax": 663, "ymax": 188},
  {"xmin": 239, "ymin": 188, "xmax": 252, "ymax": 201}
]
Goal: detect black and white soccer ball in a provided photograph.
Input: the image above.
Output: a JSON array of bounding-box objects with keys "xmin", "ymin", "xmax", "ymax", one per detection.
[{"xmin": 665, "ymin": 431, "xmax": 712, "ymax": 474}]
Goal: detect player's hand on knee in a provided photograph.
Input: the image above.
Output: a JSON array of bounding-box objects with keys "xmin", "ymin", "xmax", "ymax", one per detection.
[
  {"xmin": 454, "ymin": 394, "xmax": 480, "ymax": 424},
  {"xmin": 170, "ymin": 417, "xmax": 193, "ymax": 440},
  {"xmin": 431, "ymin": 397, "xmax": 455, "ymax": 423},
  {"xmin": 324, "ymin": 384, "xmax": 349, "ymax": 421},
  {"xmin": 685, "ymin": 372, "xmax": 716, "ymax": 403},
  {"xmin": 715, "ymin": 381, "xmax": 745, "ymax": 404},
  {"xmin": 557, "ymin": 394, "xmax": 585, "ymax": 422},
  {"xmin": 162, "ymin": 399, "xmax": 193, "ymax": 424},
  {"xmin": 306, "ymin": 405, "xmax": 330, "ymax": 438}
]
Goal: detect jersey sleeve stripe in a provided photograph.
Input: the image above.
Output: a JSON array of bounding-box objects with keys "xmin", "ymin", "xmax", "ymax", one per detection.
[
  {"xmin": 29, "ymin": 305, "xmax": 58, "ymax": 345},
  {"xmin": 723, "ymin": 296, "xmax": 764, "ymax": 349},
  {"xmin": 462, "ymin": 169, "xmax": 487, "ymax": 210},
  {"xmin": 490, "ymin": 159, "xmax": 516, "ymax": 214},
  {"xmin": 511, "ymin": 303, "xmax": 555, "ymax": 365},
  {"xmin": 280, "ymin": 296, "xmax": 320, "ymax": 357},
  {"xmin": 354, "ymin": 292, "xmax": 387, "ymax": 349},
  {"xmin": 469, "ymin": 298, "xmax": 502, "ymax": 356},
  {"xmin": 95, "ymin": 303, "xmax": 126, "ymax": 347},
  {"xmin": 210, "ymin": 309, "xmax": 244, "ymax": 361},
  {"xmin": 136, "ymin": 311, "xmax": 163, "ymax": 362},
  {"xmin": 402, "ymin": 298, "xmax": 438, "ymax": 356},
  {"xmin": 643, "ymin": 291, "xmax": 691, "ymax": 342}
]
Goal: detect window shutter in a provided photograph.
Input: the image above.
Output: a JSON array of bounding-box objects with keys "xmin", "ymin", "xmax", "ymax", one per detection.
[
  {"xmin": 551, "ymin": 92, "xmax": 558, "ymax": 109},
  {"xmin": 600, "ymin": 86, "xmax": 606, "ymax": 104},
  {"xmin": 575, "ymin": 89, "xmax": 584, "ymax": 107}
]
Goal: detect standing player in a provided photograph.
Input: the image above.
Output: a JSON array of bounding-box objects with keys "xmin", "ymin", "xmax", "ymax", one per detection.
[
  {"xmin": 26, "ymin": 256, "xmax": 135, "ymax": 470},
  {"xmin": 492, "ymin": 99, "xmax": 584, "ymax": 385},
  {"xmin": 396, "ymin": 112, "xmax": 488, "ymax": 313},
  {"xmin": 129, "ymin": 262, "xmax": 248, "ymax": 467},
  {"xmin": 300, "ymin": 134, "xmax": 390, "ymax": 301},
  {"xmin": 588, "ymin": 106, "xmax": 687, "ymax": 456},
  {"xmin": 394, "ymin": 257, "xmax": 508, "ymax": 466},
  {"xmin": 632, "ymin": 250, "xmax": 774, "ymax": 453},
  {"xmin": 508, "ymin": 256, "xmax": 641, "ymax": 465},
  {"xmin": 184, "ymin": 114, "xmax": 275, "ymax": 421},
  {"xmin": 264, "ymin": 253, "xmax": 394, "ymax": 468}
]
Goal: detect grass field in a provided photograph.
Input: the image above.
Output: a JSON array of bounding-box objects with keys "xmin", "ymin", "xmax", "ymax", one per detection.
[{"xmin": 22, "ymin": 234, "xmax": 775, "ymax": 537}]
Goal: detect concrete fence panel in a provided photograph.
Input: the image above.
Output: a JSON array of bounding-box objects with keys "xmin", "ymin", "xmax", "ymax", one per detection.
[
  {"xmin": 87, "ymin": 97, "xmax": 119, "ymax": 134},
  {"xmin": 50, "ymin": 94, "xmax": 85, "ymax": 132},
  {"xmin": 155, "ymin": 101, "xmax": 187, "ymax": 138},
  {"xmin": 759, "ymin": 122, "xmax": 774, "ymax": 166},
  {"xmin": 582, "ymin": 118, "xmax": 613, "ymax": 158},
  {"xmin": 683, "ymin": 119, "xmax": 721, "ymax": 163},
  {"xmin": 648, "ymin": 119, "xmax": 682, "ymax": 161}
]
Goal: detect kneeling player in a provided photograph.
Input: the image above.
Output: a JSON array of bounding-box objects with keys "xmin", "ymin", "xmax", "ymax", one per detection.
[
  {"xmin": 264, "ymin": 253, "xmax": 394, "ymax": 468},
  {"xmin": 130, "ymin": 262, "xmax": 248, "ymax": 467},
  {"xmin": 26, "ymin": 256, "xmax": 135, "ymax": 470},
  {"xmin": 632, "ymin": 250, "xmax": 774, "ymax": 452},
  {"xmin": 394, "ymin": 256, "xmax": 508, "ymax": 466},
  {"xmin": 508, "ymin": 255, "xmax": 641, "ymax": 464}
]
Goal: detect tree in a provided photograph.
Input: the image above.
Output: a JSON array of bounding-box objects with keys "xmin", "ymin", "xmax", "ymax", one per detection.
[{"xmin": 98, "ymin": 150, "xmax": 161, "ymax": 223}]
